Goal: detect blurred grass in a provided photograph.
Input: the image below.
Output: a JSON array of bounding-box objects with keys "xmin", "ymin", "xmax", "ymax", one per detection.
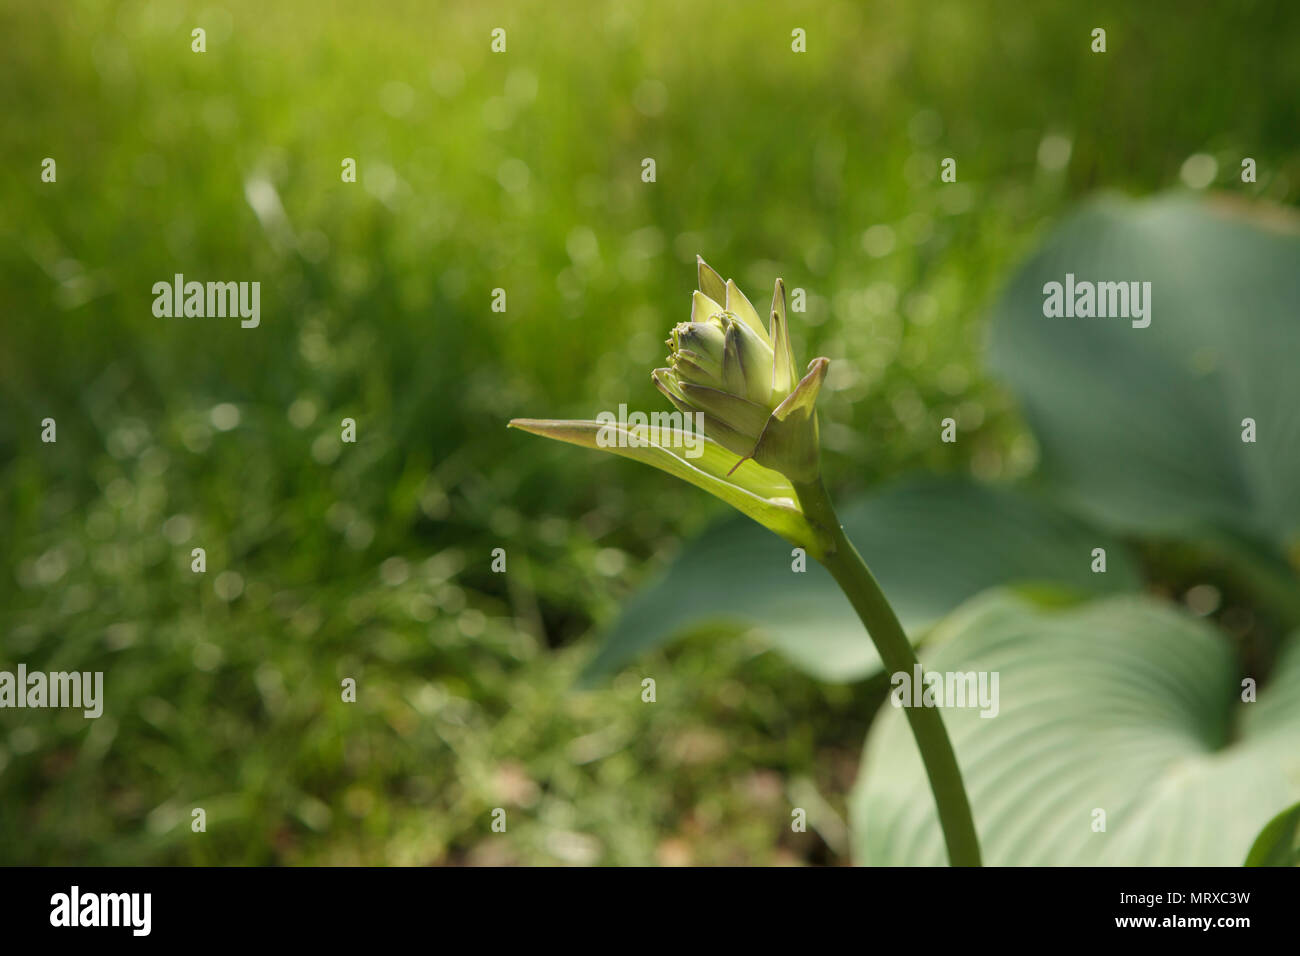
[{"xmin": 1, "ymin": 0, "xmax": 1297, "ymax": 863}]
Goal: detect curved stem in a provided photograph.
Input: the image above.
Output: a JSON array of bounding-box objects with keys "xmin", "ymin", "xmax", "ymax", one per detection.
[{"xmin": 794, "ymin": 477, "xmax": 982, "ymax": 866}]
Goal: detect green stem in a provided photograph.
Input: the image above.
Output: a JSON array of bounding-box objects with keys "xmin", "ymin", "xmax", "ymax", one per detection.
[{"xmin": 795, "ymin": 477, "xmax": 982, "ymax": 866}]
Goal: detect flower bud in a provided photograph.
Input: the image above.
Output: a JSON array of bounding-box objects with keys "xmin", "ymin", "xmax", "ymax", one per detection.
[{"xmin": 653, "ymin": 257, "xmax": 830, "ymax": 484}]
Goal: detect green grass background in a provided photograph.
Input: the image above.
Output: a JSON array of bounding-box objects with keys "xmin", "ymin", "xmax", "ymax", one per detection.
[{"xmin": 1, "ymin": 0, "xmax": 1297, "ymax": 863}]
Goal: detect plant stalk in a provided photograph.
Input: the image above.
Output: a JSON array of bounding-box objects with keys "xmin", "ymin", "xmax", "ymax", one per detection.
[{"xmin": 794, "ymin": 477, "xmax": 982, "ymax": 866}]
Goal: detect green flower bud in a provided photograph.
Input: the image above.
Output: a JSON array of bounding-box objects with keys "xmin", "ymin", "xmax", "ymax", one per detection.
[{"xmin": 653, "ymin": 257, "xmax": 830, "ymax": 484}]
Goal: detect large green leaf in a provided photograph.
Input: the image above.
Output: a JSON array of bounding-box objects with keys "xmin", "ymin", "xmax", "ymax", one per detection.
[
  {"xmin": 988, "ymin": 194, "xmax": 1300, "ymax": 562},
  {"xmin": 582, "ymin": 476, "xmax": 1141, "ymax": 683},
  {"xmin": 1244, "ymin": 800, "xmax": 1300, "ymax": 866},
  {"xmin": 852, "ymin": 592, "xmax": 1300, "ymax": 865}
]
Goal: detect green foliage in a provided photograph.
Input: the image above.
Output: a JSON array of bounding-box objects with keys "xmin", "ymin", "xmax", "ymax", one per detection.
[
  {"xmin": 853, "ymin": 592, "xmax": 1300, "ymax": 865},
  {"xmin": 509, "ymin": 418, "xmax": 825, "ymax": 553},
  {"xmin": 989, "ymin": 195, "xmax": 1300, "ymax": 576},
  {"xmin": 587, "ymin": 476, "xmax": 1141, "ymax": 682},
  {"xmin": 1244, "ymin": 801, "xmax": 1300, "ymax": 866}
]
